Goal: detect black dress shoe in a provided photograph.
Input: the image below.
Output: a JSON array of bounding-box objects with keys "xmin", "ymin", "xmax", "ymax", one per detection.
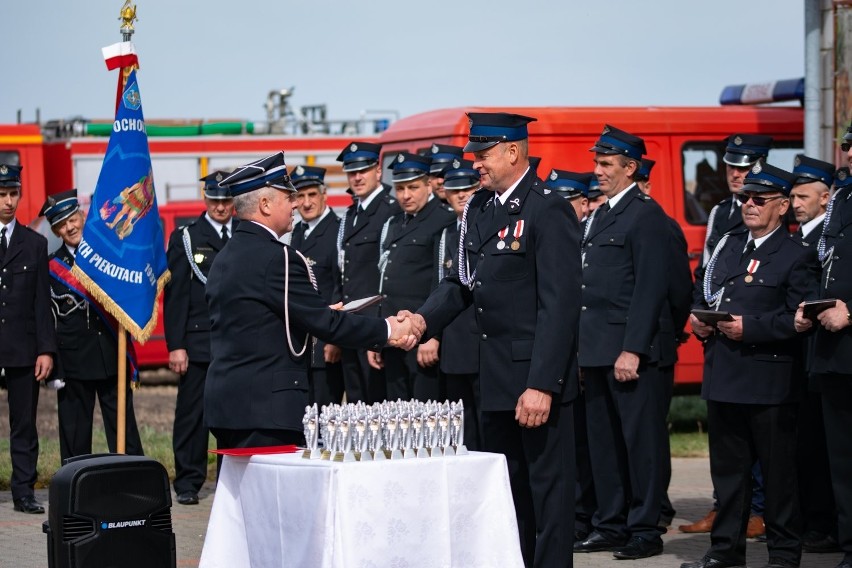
[
  {"xmin": 176, "ymin": 492, "xmax": 199, "ymax": 505},
  {"xmin": 573, "ymin": 531, "xmax": 626, "ymax": 553},
  {"xmin": 680, "ymin": 555, "xmax": 745, "ymax": 568},
  {"xmin": 612, "ymin": 536, "xmax": 663, "ymax": 560},
  {"xmin": 13, "ymin": 495, "xmax": 45, "ymax": 514},
  {"xmin": 760, "ymin": 560, "xmax": 798, "ymax": 568},
  {"xmin": 803, "ymin": 532, "xmax": 840, "ymax": 553}
]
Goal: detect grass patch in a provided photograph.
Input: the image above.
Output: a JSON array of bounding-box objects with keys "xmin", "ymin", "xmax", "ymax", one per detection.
[
  {"xmin": 0, "ymin": 427, "xmax": 216, "ymax": 490},
  {"xmin": 670, "ymin": 431, "xmax": 709, "ymax": 457}
]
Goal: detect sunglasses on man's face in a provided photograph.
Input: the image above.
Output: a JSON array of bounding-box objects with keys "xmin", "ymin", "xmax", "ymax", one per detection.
[
  {"xmin": 735, "ymin": 193, "xmax": 785, "ymax": 206},
  {"xmin": 841, "ymin": 142, "xmax": 851, "ymax": 152}
]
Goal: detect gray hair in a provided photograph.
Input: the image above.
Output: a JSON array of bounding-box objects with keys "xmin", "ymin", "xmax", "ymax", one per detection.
[{"xmin": 233, "ymin": 186, "xmax": 279, "ymax": 217}]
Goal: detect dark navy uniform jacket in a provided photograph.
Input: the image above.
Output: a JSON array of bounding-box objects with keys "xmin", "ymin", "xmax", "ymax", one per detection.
[
  {"xmin": 811, "ymin": 186, "xmax": 852, "ymax": 375},
  {"xmin": 695, "ymin": 228, "xmax": 818, "ymax": 404},
  {"xmin": 339, "ymin": 185, "xmax": 400, "ymax": 316},
  {"xmin": 0, "ymin": 223, "xmax": 56, "ymax": 367},
  {"xmin": 579, "ymin": 185, "xmax": 672, "ymax": 367},
  {"xmin": 49, "ymin": 245, "xmax": 118, "ymax": 380},
  {"xmin": 696, "ymin": 196, "xmax": 745, "ymax": 279},
  {"xmin": 437, "ymin": 222, "xmax": 480, "ymax": 376},
  {"xmin": 164, "ymin": 213, "xmax": 237, "ymax": 363},
  {"xmin": 290, "ymin": 210, "xmax": 342, "ymax": 369},
  {"xmin": 204, "ymin": 221, "xmax": 388, "ymax": 432},
  {"xmin": 378, "ymin": 197, "xmax": 455, "ymax": 318},
  {"xmin": 418, "ymin": 169, "xmax": 582, "ymax": 411}
]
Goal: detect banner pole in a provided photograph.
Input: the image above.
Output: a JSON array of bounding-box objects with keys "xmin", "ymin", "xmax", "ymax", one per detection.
[{"xmin": 118, "ymin": 323, "xmax": 127, "ymax": 454}]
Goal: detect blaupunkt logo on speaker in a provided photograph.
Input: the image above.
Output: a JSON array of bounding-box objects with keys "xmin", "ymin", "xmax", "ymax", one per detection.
[{"xmin": 101, "ymin": 519, "xmax": 147, "ymax": 530}]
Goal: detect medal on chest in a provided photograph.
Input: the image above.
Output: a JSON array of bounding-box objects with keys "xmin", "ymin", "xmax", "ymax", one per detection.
[
  {"xmin": 511, "ymin": 220, "xmax": 524, "ymax": 251},
  {"xmin": 496, "ymin": 225, "xmax": 510, "ymax": 250},
  {"xmin": 744, "ymin": 259, "xmax": 760, "ymax": 283}
]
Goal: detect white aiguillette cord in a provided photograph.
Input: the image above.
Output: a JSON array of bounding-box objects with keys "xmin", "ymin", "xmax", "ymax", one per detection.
[{"xmin": 283, "ymin": 246, "xmax": 318, "ymax": 359}]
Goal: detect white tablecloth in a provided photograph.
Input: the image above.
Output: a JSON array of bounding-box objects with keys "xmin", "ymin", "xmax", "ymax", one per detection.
[{"xmin": 199, "ymin": 451, "xmax": 523, "ymax": 568}]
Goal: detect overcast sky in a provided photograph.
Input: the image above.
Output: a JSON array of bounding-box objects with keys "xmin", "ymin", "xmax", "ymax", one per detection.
[{"xmin": 2, "ymin": 1, "xmax": 805, "ymax": 124}]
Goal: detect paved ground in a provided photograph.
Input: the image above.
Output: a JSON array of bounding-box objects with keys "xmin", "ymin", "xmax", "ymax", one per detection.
[{"xmin": 0, "ymin": 457, "xmax": 843, "ymax": 568}]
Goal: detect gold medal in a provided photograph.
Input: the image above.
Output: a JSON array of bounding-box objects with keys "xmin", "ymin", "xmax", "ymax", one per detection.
[
  {"xmin": 510, "ymin": 240, "xmax": 520, "ymax": 251},
  {"xmin": 744, "ymin": 275, "xmax": 753, "ymax": 283}
]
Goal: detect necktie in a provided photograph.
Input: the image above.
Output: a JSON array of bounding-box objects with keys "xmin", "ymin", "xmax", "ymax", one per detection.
[
  {"xmin": 292, "ymin": 222, "xmax": 306, "ymax": 248},
  {"xmin": 795, "ymin": 226, "xmax": 804, "ymax": 241},
  {"xmin": 402, "ymin": 213, "xmax": 413, "ymax": 227},
  {"xmin": 220, "ymin": 225, "xmax": 229, "ymax": 244},
  {"xmin": 741, "ymin": 240, "xmax": 756, "ymax": 263},
  {"xmin": 0, "ymin": 227, "xmax": 7, "ymax": 260},
  {"xmin": 353, "ymin": 204, "xmax": 364, "ymax": 227},
  {"xmin": 598, "ymin": 201, "xmax": 611, "ymax": 218}
]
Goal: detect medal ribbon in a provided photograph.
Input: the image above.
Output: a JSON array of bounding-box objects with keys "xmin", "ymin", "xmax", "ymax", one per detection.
[
  {"xmin": 513, "ymin": 220, "xmax": 524, "ymax": 240},
  {"xmin": 49, "ymin": 257, "xmax": 139, "ymax": 382},
  {"xmin": 498, "ymin": 225, "xmax": 510, "ymax": 241},
  {"xmin": 746, "ymin": 259, "xmax": 760, "ymax": 278}
]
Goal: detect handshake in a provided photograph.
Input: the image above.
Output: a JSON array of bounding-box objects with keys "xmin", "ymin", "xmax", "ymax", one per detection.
[{"xmin": 385, "ymin": 310, "xmax": 427, "ymax": 350}]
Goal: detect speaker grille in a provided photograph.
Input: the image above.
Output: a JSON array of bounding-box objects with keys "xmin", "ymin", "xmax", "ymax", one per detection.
[
  {"xmin": 148, "ymin": 510, "xmax": 173, "ymax": 533},
  {"xmin": 61, "ymin": 515, "xmax": 95, "ymax": 541}
]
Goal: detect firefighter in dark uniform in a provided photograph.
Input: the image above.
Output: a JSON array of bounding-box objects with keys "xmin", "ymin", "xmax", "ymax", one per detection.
[
  {"xmin": 545, "ymin": 168, "xmax": 597, "ymax": 541},
  {"xmin": 43, "ymin": 190, "xmax": 144, "ymax": 463},
  {"xmin": 683, "ymin": 133, "xmax": 773, "ymax": 538},
  {"xmin": 0, "ymin": 164, "xmax": 56, "ymax": 514},
  {"xmin": 635, "ymin": 157, "xmax": 695, "ymax": 528},
  {"xmin": 698, "ymin": 134, "xmax": 773, "ymax": 273},
  {"xmin": 426, "ymin": 143, "xmax": 464, "ymax": 205},
  {"xmin": 288, "ymin": 165, "xmax": 345, "ymax": 406},
  {"xmin": 574, "ymin": 126, "xmax": 672, "ymax": 560},
  {"xmin": 335, "ymin": 141, "xmax": 400, "ymax": 403},
  {"xmin": 368, "ymin": 152, "xmax": 455, "ymax": 401},
  {"xmin": 164, "ymin": 171, "xmax": 236, "ymax": 505},
  {"xmin": 415, "ymin": 112, "xmax": 582, "ymax": 568},
  {"xmin": 685, "ymin": 163, "xmax": 817, "ymax": 568},
  {"xmin": 435, "ymin": 159, "xmax": 482, "ymax": 450},
  {"xmin": 788, "ymin": 155, "xmax": 839, "ymax": 554},
  {"xmin": 796, "ymin": 146, "xmax": 852, "ymax": 568}
]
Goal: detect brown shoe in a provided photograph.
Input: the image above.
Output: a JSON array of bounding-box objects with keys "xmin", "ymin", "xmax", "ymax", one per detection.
[
  {"xmin": 679, "ymin": 509, "xmax": 716, "ymax": 533},
  {"xmin": 746, "ymin": 515, "xmax": 765, "ymax": 538}
]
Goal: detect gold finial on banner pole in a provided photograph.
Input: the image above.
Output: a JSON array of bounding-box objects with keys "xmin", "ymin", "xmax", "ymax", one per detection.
[{"xmin": 119, "ymin": 1, "xmax": 137, "ymax": 41}]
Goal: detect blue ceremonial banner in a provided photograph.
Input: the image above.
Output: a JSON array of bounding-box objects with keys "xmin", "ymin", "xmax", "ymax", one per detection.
[{"xmin": 72, "ymin": 68, "xmax": 170, "ymax": 343}]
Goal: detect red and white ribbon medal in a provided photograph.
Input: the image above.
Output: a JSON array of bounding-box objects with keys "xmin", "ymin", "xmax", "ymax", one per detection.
[
  {"xmin": 744, "ymin": 259, "xmax": 760, "ymax": 283},
  {"xmin": 510, "ymin": 220, "xmax": 525, "ymax": 251},
  {"xmin": 496, "ymin": 225, "xmax": 510, "ymax": 250}
]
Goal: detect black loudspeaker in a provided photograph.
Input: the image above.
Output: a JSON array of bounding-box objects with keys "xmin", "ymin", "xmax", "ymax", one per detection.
[{"xmin": 43, "ymin": 454, "xmax": 176, "ymax": 568}]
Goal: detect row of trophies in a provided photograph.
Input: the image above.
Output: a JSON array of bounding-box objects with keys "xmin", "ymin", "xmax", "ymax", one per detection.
[{"xmin": 302, "ymin": 400, "xmax": 469, "ymax": 461}]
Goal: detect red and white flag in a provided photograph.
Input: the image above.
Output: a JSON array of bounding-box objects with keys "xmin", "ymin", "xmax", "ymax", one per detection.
[{"xmin": 102, "ymin": 41, "xmax": 139, "ymax": 71}]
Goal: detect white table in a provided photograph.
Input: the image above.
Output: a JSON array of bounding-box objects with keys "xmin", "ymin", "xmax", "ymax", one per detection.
[{"xmin": 199, "ymin": 451, "xmax": 523, "ymax": 568}]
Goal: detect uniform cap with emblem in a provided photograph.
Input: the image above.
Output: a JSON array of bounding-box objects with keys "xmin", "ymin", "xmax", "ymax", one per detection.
[
  {"xmin": 741, "ymin": 162, "xmax": 796, "ymax": 196},
  {"xmin": 0, "ymin": 164, "xmax": 22, "ymax": 188},
  {"xmin": 791, "ymin": 154, "xmax": 835, "ymax": 187},
  {"xmin": 442, "ymin": 159, "xmax": 480, "ymax": 191},
  {"xmin": 428, "ymin": 144, "xmax": 464, "ymax": 176},
  {"xmin": 388, "ymin": 151, "xmax": 432, "ymax": 184},
  {"xmin": 336, "ymin": 141, "xmax": 383, "ymax": 173},
  {"xmin": 634, "ymin": 158, "xmax": 656, "ymax": 182},
  {"xmin": 722, "ymin": 134, "xmax": 772, "ymax": 167},
  {"xmin": 464, "ymin": 112, "xmax": 537, "ymax": 153},
  {"xmin": 546, "ymin": 169, "xmax": 589, "ymax": 199},
  {"xmin": 218, "ymin": 151, "xmax": 295, "ymax": 196},
  {"xmin": 586, "ymin": 173, "xmax": 603, "ymax": 199},
  {"xmin": 589, "ymin": 124, "xmax": 646, "ymax": 161},
  {"xmin": 289, "ymin": 165, "xmax": 327, "ymax": 190},
  {"xmin": 200, "ymin": 170, "xmax": 233, "ymax": 200},
  {"xmin": 843, "ymin": 122, "xmax": 852, "ymax": 143},
  {"xmin": 834, "ymin": 167, "xmax": 852, "ymax": 190},
  {"xmin": 39, "ymin": 189, "xmax": 80, "ymax": 226}
]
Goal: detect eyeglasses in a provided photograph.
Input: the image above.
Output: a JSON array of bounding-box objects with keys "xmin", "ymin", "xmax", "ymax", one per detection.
[
  {"xmin": 735, "ymin": 193, "xmax": 785, "ymax": 206},
  {"xmin": 842, "ymin": 142, "xmax": 851, "ymax": 152}
]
